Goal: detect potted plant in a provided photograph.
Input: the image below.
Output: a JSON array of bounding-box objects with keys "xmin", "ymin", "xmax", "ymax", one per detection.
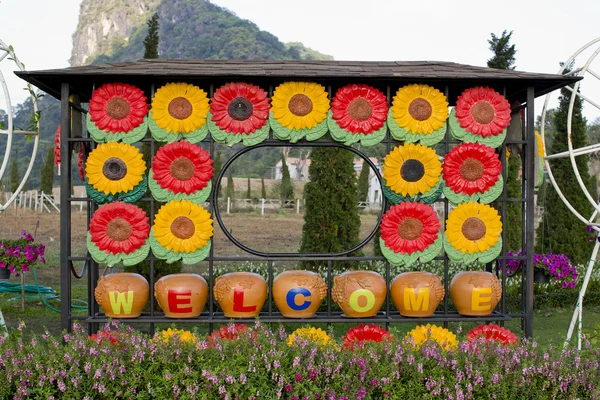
[
  {"xmin": 0, "ymin": 230, "xmax": 46, "ymax": 310},
  {"xmin": 504, "ymin": 250, "xmax": 577, "ymax": 287}
]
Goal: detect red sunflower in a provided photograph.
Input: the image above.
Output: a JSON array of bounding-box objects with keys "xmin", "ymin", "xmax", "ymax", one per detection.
[
  {"xmin": 443, "ymin": 143, "xmax": 501, "ymax": 195},
  {"xmin": 89, "ymin": 202, "xmax": 150, "ymax": 255},
  {"xmin": 343, "ymin": 324, "xmax": 390, "ymax": 349},
  {"xmin": 210, "ymin": 82, "xmax": 269, "ymax": 134},
  {"xmin": 331, "ymin": 84, "xmax": 387, "ymax": 134},
  {"xmin": 152, "ymin": 141, "xmax": 213, "ymax": 194},
  {"xmin": 455, "ymin": 87, "xmax": 510, "ymax": 137},
  {"xmin": 380, "ymin": 202, "xmax": 440, "ymax": 254},
  {"xmin": 467, "ymin": 323, "xmax": 517, "ymax": 346},
  {"xmin": 89, "ymin": 83, "xmax": 148, "ymax": 133}
]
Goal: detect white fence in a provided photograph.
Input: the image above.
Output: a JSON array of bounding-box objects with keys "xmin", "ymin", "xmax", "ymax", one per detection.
[{"xmin": 2, "ymin": 191, "xmax": 62, "ymax": 213}]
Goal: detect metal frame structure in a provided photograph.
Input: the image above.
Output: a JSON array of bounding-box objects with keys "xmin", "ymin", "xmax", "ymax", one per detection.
[{"xmin": 16, "ymin": 60, "xmax": 578, "ymax": 337}]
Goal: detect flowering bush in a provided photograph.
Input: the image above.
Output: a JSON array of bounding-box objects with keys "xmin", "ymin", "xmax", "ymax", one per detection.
[
  {"xmin": 1, "ymin": 321, "xmax": 599, "ymax": 399},
  {"xmin": 287, "ymin": 327, "xmax": 334, "ymax": 348},
  {"xmin": 505, "ymin": 249, "xmax": 578, "ymax": 289},
  {"xmin": 343, "ymin": 324, "xmax": 390, "ymax": 349},
  {"xmin": 0, "ymin": 230, "xmax": 46, "ymax": 275},
  {"xmin": 467, "ymin": 323, "xmax": 518, "ymax": 346},
  {"xmin": 406, "ymin": 324, "xmax": 459, "ymax": 350}
]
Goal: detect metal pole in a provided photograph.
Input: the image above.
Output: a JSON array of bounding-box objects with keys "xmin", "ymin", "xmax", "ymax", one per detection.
[
  {"xmin": 60, "ymin": 82, "xmax": 72, "ymax": 332},
  {"xmin": 525, "ymin": 86, "xmax": 535, "ymax": 337},
  {"xmin": 261, "ymin": 198, "xmax": 265, "ymax": 215},
  {"xmin": 296, "ymin": 199, "xmax": 299, "ymax": 214},
  {"xmin": 227, "ymin": 197, "xmax": 230, "ymax": 214}
]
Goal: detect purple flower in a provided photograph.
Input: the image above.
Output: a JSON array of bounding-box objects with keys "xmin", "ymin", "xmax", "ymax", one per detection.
[
  {"xmin": 0, "ymin": 261, "xmax": 5, "ymax": 269},
  {"xmin": 21, "ymin": 264, "xmax": 29, "ymax": 272},
  {"xmin": 8, "ymin": 265, "xmax": 15, "ymax": 274}
]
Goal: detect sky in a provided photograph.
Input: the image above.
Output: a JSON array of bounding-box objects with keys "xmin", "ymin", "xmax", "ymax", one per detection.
[{"xmin": 1, "ymin": 0, "xmax": 599, "ymax": 121}]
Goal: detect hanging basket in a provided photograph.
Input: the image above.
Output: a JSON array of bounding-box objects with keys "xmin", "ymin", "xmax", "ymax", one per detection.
[{"xmin": 534, "ymin": 269, "xmax": 550, "ymax": 284}]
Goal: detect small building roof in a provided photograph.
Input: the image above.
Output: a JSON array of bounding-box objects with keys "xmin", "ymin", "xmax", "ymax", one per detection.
[{"xmin": 15, "ymin": 59, "xmax": 579, "ymax": 104}]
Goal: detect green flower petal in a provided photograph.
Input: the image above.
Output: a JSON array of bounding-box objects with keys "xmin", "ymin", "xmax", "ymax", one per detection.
[
  {"xmin": 443, "ymin": 175, "xmax": 504, "ymax": 205},
  {"xmin": 208, "ymin": 111, "xmax": 270, "ymax": 147},
  {"xmin": 327, "ymin": 111, "xmax": 386, "ymax": 146},
  {"xmin": 87, "ymin": 232, "xmax": 150, "ymax": 267},
  {"xmin": 380, "ymin": 234, "xmax": 442, "ymax": 267},
  {"xmin": 87, "ymin": 113, "xmax": 148, "ymax": 144},
  {"xmin": 85, "ymin": 175, "xmax": 147, "ymax": 204},
  {"xmin": 387, "ymin": 109, "xmax": 446, "ymax": 146},
  {"xmin": 148, "ymin": 111, "xmax": 208, "ymax": 144},
  {"xmin": 382, "ymin": 177, "xmax": 443, "ymax": 205},
  {"xmin": 148, "ymin": 170, "xmax": 211, "ymax": 203},
  {"xmin": 443, "ymin": 234, "xmax": 503, "ymax": 265},
  {"xmin": 150, "ymin": 228, "xmax": 211, "ymax": 264},
  {"xmin": 448, "ymin": 109, "xmax": 506, "ymax": 148},
  {"xmin": 270, "ymin": 111, "xmax": 328, "ymax": 143}
]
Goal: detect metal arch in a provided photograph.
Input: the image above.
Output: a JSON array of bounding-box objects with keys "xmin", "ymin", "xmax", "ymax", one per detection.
[
  {"xmin": 212, "ymin": 141, "xmax": 385, "ymax": 258},
  {"xmin": 0, "ymin": 39, "xmax": 40, "ymax": 212}
]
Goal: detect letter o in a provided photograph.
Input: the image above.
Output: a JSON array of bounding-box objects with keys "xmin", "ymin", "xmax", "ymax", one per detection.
[{"xmin": 348, "ymin": 289, "xmax": 376, "ymax": 313}]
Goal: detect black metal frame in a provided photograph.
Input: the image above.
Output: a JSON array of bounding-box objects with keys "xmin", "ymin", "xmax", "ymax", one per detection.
[{"xmin": 59, "ymin": 79, "xmax": 537, "ymax": 337}]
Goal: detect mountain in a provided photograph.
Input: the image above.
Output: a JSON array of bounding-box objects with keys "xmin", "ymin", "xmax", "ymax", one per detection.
[{"xmin": 2, "ymin": 0, "xmax": 332, "ymax": 192}]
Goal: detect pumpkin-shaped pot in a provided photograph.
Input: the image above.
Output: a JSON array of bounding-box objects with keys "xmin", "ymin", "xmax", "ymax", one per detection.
[
  {"xmin": 154, "ymin": 274, "xmax": 208, "ymax": 318},
  {"xmin": 391, "ymin": 272, "xmax": 444, "ymax": 317},
  {"xmin": 214, "ymin": 272, "xmax": 267, "ymax": 318},
  {"xmin": 273, "ymin": 270, "xmax": 327, "ymax": 318},
  {"xmin": 94, "ymin": 273, "xmax": 149, "ymax": 318},
  {"xmin": 332, "ymin": 270, "xmax": 386, "ymax": 318},
  {"xmin": 450, "ymin": 271, "xmax": 502, "ymax": 316}
]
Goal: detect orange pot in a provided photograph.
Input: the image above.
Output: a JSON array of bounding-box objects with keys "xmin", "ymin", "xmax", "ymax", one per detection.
[
  {"xmin": 332, "ymin": 270, "xmax": 386, "ymax": 318},
  {"xmin": 450, "ymin": 271, "xmax": 502, "ymax": 316},
  {"xmin": 214, "ymin": 272, "xmax": 267, "ymax": 318},
  {"xmin": 273, "ymin": 270, "xmax": 327, "ymax": 318},
  {"xmin": 154, "ymin": 274, "xmax": 208, "ymax": 318},
  {"xmin": 94, "ymin": 273, "xmax": 149, "ymax": 318},
  {"xmin": 390, "ymin": 272, "xmax": 444, "ymax": 317}
]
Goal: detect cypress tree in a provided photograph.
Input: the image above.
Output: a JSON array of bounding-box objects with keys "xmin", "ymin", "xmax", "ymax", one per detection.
[
  {"xmin": 487, "ymin": 30, "xmax": 516, "ymax": 70},
  {"xmin": 226, "ymin": 169, "xmax": 234, "ymax": 199},
  {"xmin": 213, "ymin": 150, "xmax": 223, "ymax": 197},
  {"xmin": 40, "ymin": 147, "xmax": 54, "ymax": 194},
  {"xmin": 261, "ymin": 177, "xmax": 267, "ymax": 199},
  {"xmin": 357, "ymin": 159, "xmax": 370, "ymax": 203},
  {"xmin": 300, "ymin": 148, "xmax": 362, "ymax": 269},
  {"xmin": 143, "ymin": 13, "xmax": 160, "ymax": 59},
  {"xmin": 10, "ymin": 158, "xmax": 19, "ymax": 193},
  {"xmin": 535, "ymin": 66, "xmax": 594, "ymax": 265},
  {"xmin": 246, "ymin": 177, "xmax": 251, "ymax": 199},
  {"xmin": 280, "ymin": 153, "xmax": 294, "ymax": 203}
]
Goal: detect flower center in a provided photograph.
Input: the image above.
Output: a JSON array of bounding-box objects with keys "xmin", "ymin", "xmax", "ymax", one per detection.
[
  {"xmin": 460, "ymin": 158, "xmax": 485, "ymax": 181},
  {"xmin": 168, "ymin": 97, "xmax": 193, "ymax": 120},
  {"xmin": 347, "ymin": 98, "xmax": 373, "ymax": 121},
  {"xmin": 288, "ymin": 94, "xmax": 313, "ymax": 117},
  {"xmin": 408, "ymin": 98, "xmax": 432, "ymax": 121},
  {"xmin": 170, "ymin": 157, "xmax": 195, "ymax": 181},
  {"xmin": 228, "ymin": 97, "xmax": 254, "ymax": 121},
  {"xmin": 105, "ymin": 97, "xmax": 131, "ymax": 120},
  {"xmin": 170, "ymin": 216, "xmax": 195, "ymax": 239},
  {"xmin": 471, "ymin": 101, "xmax": 495, "ymax": 124},
  {"xmin": 105, "ymin": 217, "xmax": 132, "ymax": 242},
  {"xmin": 102, "ymin": 157, "xmax": 127, "ymax": 181},
  {"xmin": 461, "ymin": 217, "xmax": 487, "ymax": 241},
  {"xmin": 400, "ymin": 159, "xmax": 425, "ymax": 182},
  {"xmin": 397, "ymin": 217, "xmax": 423, "ymax": 240}
]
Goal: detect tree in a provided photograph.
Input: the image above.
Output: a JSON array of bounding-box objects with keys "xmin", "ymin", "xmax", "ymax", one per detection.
[
  {"xmin": 300, "ymin": 148, "xmax": 362, "ymax": 269},
  {"xmin": 40, "ymin": 147, "xmax": 54, "ymax": 194},
  {"xmin": 10, "ymin": 158, "xmax": 19, "ymax": 193},
  {"xmin": 226, "ymin": 169, "xmax": 234, "ymax": 199},
  {"xmin": 246, "ymin": 177, "xmax": 251, "ymax": 199},
  {"xmin": 535, "ymin": 65, "xmax": 594, "ymax": 265},
  {"xmin": 357, "ymin": 160, "xmax": 370, "ymax": 203},
  {"xmin": 280, "ymin": 153, "xmax": 294, "ymax": 203},
  {"xmin": 143, "ymin": 13, "xmax": 160, "ymax": 59},
  {"xmin": 487, "ymin": 30, "xmax": 516, "ymax": 70},
  {"xmin": 261, "ymin": 177, "xmax": 267, "ymax": 199}
]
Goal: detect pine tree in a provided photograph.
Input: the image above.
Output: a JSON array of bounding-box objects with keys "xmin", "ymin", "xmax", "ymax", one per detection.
[
  {"xmin": 487, "ymin": 30, "xmax": 516, "ymax": 70},
  {"xmin": 10, "ymin": 158, "xmax": 19, "ymax": 193},
  {"xmin": 300, "ymin": 148, "xmax": 362, "ymax": 269},
  {"xmin": 226, "ymin": 170, "xmax": 235, "ymax": 199},
  {"xmin": 535, "ymin": 66, "xmax": 593, "ymax": 265},
  {"xmin": 261, "ymin": 177, "xmax": 266, "ymax": 199},
  {"xmin": 143, "ymin": 13, "xmax": 160, "ymax": 59},
  {"xmin": 280, "ymin": 153, "xmax": 294, "ymax": 203},
  {"xmin": 246, "ymin": 177, "xmax": 251, "ymax": 199},
  {"xmin": 357, "ymin": 159, "xmax": 370, "ymax": 203},
  {"xmin": 40, "ymin": 147, "xmax": 54, "ymax": 194}
]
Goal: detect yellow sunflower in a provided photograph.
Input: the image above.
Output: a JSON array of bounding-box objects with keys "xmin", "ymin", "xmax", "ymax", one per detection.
[
  {"xmin": 153, "ymin": 200, "xmax": 213, "ymax": 253},
  {"xmin": 271, "ymin": 81, "xmax": 330, "ymax": 130},
  {"xmin": 85, "ymin": 142, "xmax": 146, "ymax": 195},
  {"xmin": 151, "ymin": 82, "xmax": 210, "ymax": 133},
  {"xmin": 446, "ymin": 202, "xmax": 502, "ymax": 254},
  {"xmin": 407, "ymin": 324, "xmax": 458, "ymax": 350},
  {"xmin": 391, "ymin": 84, "xmax": 448, "ymax": 134},
  {"xmin": 535, "ymin": 130, "xmax": 545, "ymax": 157},
  {"xmin": 383, "ymin": 143, "xmax": 442, "ymax": 196}
]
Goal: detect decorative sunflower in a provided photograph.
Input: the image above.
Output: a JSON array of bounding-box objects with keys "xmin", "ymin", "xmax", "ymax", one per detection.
[
  {"xmin": 149, "ymin": 82, "xmax": 210, "ymax": 143},
  {"xmin": 85, "ymin": 142, "xmax": 147, "ymax": 204},
  {"xmin": 535, "ymin": 130, "xmax": 545, "ymax": 188},
  {"xmin": 287, "ymin": 327, "xmax": 335, "ymax": 348},
  {"xmin": 444, "ymin": 202, "xmax": 503, "ymax": 264},
  {"xmin": 406, "ymin": 324, "xmax": 458, "ymax": 350},
  {"xmin": 327, "ymin": 84, "xmax": 388, "ymax": 146},
  {"xmin": 467, "ymin": 323, "xmax": 517, "ymax": 346},
  {"xmin": 87, "ymin": 202, "xmax": 150, "ymax": 266},
  {"xmin": 382, "ymin": 143, "xmax": 443, "ymax": 204},
  {"xmin": 150, "ymin": 200, "xmax": 213, "ymax": 264},
  {"xmin": 449, "ymin": 86, "xmax": 510, "ymax": 147},
  {"xmin": 388, "ymin": 84, "xmax": 448, "ymax": 145},
  {"xmin": 208, "ymin": 82, "xmax": 270, "ymax": 146},
  {"xmin": 87, "ymin": 82, "xmax": 149, "ymax": 143},
  {"xmin": 442, "ymin": 143, "xmax": 503, "ymax": 204},
  {"xmin": 379, "ymin": 202, "xmax": 442, "ymax": 267},
  {"xmin": 149, "ymin": 141, "xmax": 213, "ymax": 202},
  {"xmin": 270, "ymin": 81, "xmax": 330, "ymax": 142}
]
